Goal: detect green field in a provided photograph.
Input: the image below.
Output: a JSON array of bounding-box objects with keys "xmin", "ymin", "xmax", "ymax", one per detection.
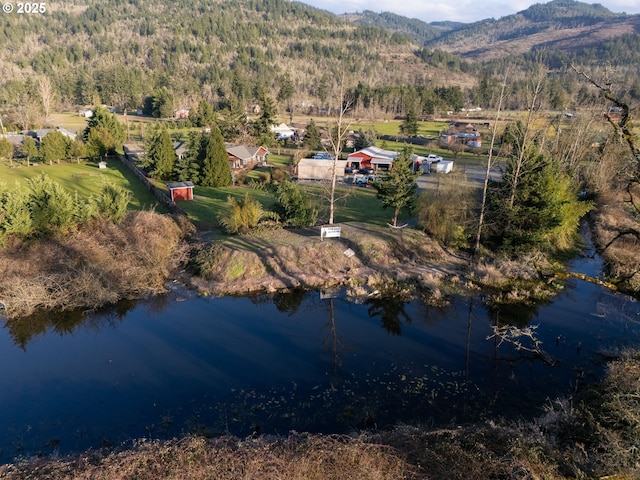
[
  {"xmin": 175, "ymin": 181, "xmax": 393, "ymax": 231},
  {"xmin": 351, "ymin": 120, "xmax": 449, "ymax": 140},
  {"xmin": 0, "ymin": 158, "xmax": 165, "ymax": 211}
]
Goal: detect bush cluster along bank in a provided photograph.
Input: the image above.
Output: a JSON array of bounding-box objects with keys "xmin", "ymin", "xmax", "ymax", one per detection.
[{"xmin": 0, "ymin": 211, "xmax": 188, "ymax": 319}]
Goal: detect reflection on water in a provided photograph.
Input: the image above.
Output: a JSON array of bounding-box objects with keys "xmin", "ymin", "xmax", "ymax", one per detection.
[{"xmin": 0, "ymin": 278, "xmax": 639, "ymax": 461}]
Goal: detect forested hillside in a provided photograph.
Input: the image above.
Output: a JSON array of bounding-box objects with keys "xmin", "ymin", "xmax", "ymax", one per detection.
[
  {"xmin": 1, "ymin": 0, "xmax": 640, "ymax": 132},
  {"xmin": 0, "ymin": 0, "xmax": 478, "ymax": 127}
]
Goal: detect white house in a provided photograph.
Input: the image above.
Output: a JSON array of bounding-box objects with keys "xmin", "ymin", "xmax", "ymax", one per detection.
[{"xmin": 270, "ymin": 123, "xmax": 295, "ymax": 140}]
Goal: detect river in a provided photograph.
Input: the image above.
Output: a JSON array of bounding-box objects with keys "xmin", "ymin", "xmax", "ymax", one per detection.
[{"xmin": 0, "ymin": 248, "xmax": 639, "ymax": 461}]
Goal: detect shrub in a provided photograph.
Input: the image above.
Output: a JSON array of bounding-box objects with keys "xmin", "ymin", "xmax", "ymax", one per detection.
[
  {"xmin": 273, "ymin": 180, "xmax": 318, "ymax": 227},
  {"xmin": 96, "ymin": 183, "xmax": 132, "ymax": 224},
  {"xmin": 218, "ymin": 193, "xmax": 266, "ymax": 234},
  {"xmin": 417, "ymin": 182, "xmax": 475, "ymax": 247}
]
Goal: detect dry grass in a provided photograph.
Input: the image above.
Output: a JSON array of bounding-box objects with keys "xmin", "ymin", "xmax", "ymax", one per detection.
[
  {"xmin": 0, "ymin": 211, "xmax": 187, "ymax": 319},
  {"xmin": 189, "ymin": 222, "xmax": 460, "ymax": 298},
  {"xmin": 0, "ymin": 434, "xmax": 414, "ymax": 480}
]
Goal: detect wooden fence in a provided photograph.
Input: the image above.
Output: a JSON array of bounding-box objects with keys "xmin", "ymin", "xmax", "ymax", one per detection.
[{"xmin": 116, "ymin": 153, "xmax": 186, "ymax": 216}]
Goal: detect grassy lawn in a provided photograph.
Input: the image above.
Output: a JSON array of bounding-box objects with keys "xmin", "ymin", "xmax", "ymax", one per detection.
[
  {"xmin": 174, "ymin": 180, "xmax": 393, "ymax": 230},
  {"xmin": 178, "ymin": 185, "xmax": 277, "ymax": 230},
  {"xmin": 351, "ymin": 120, "xmax": 449, "ymax": 140},
  {"xmin": 48, "ymin": 112, "xmax": 90, "ymax": 132},
  {"xmin": 268, "ymin": 153, "xmax": 292, "ymax": 167},
  {"xmin": 0, "ymin": 158, "xmax": 165, "ymax": 211},
  {"xmin": 325, "ymin": 185, "xmax": 392, "ymax": 226}
]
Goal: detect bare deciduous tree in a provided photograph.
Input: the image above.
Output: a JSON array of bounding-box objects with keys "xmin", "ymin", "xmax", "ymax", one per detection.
[
  {"xmin": 474, "ymin": 70, "xmax": 509, "ymax": 255},
  {"xmin": 324, "ymin": 75, "xmax": 353, "ymax": 225},
  {"xmin": 38, "ymin": 75, "xmax": 56, "ymax": 126}
]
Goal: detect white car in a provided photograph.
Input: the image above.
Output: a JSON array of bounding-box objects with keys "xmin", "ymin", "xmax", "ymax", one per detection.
[{"xmin": 426, "ymin": 154, "xmax": 443, "ymax": 162}]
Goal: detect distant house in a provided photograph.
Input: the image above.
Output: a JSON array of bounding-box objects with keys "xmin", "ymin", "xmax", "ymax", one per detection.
[
  {"xmin": 270, "ymin": 123, "xmax": 295, "ymax": 140},
  {"xmin": 226, "ymin": 145, "xmax": 270, "ymax": 169},
  {"xmin": 166, "ymin": 181, "xmax": 194, "ymax": 201},
  {"xmin": 441, "ymin": 122, "xmax": 481, "ymax": 147},
  {"xmin": 174, "ymin": 107, "xmax": 190, "ymax": 120},
  {"xmin": 35, "ymin": 127, "xmax": 78, "ymax": 143},
  {"xmin": 173, "ymin": 141, "xmax": 187, "ymax": 160},
  {"xmin": 448, "ymin": 122, "xmax": 478, "ymax": 134},
  {"xmin": 123, "ymin": 142, "xmax": 146, "ymax": 160},
  {"xmin": 347, "ymin": 146, "xmax": 398, "ymax": 171},
  {"xmin": 1, "ymin": 134, "xmax": 26, "ymax": 147}
]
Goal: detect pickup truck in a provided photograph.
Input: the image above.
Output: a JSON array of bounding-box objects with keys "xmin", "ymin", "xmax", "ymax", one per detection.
[
  {"xmin": 426, "ymin": 154, "xmax": 443, "ymax": 162},
  {"xmin": 354, "ymin": 175, "xmax": 376, "ymax": 186}
]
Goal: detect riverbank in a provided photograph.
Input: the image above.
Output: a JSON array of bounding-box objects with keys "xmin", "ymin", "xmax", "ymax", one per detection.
[
  {"xmin": 187, "ymin": 222, "xmax": 470, "ymax": 301},
  {"xmin": 3, "ymin": 348, "xmax": 639, "ymax": 479},
  {"xmin": 0, "ymin": 211, "xmax": 189, "ymax": 320},
  {"xmin": 589, "ymin": 191, "xmax": 640, "ymax": 297},
  {"xmin": 0, "ymin": 213, "xmax": 564, "ymax": 322}
]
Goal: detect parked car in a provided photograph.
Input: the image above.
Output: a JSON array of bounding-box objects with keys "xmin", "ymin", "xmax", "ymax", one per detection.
[
  {"xmin": 355, "ymin": 175, "xmax": 376, "ymax": 186},
  {"xmin": 358, "ymin": 167, "xmax": 374, "ymax": 174},
  {"xmin": 345, "ymin": 166, "xmax": 355, "ymax": 174},
  {"xmin": 312, "ymin": 152, "xmax": 334, "ymax": 160},
  {"xmin": 426, "ymin": 154, "xmax": 443, "ymax": 162}
]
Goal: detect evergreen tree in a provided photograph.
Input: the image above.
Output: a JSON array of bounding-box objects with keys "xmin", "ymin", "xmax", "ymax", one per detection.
[
  {"xmin": 0, "ymin": 138, "xmax": 13, "ymax": 163},
  {"xmin": 193, "ymin": 100, "xmax": 215, "ymax": 128},
  {"xmin": 68, "ymin": 139, "xmax": 87, "ymax": 164},
  {"xmin": 0, "ymin": 187, "xmax": 33, "ymax": 242},
  {"xmin": 96, "ymin": 183, "xmax": 131, "ymax": 223},
  {"xmin": 303, "ymin": 118, "xmax": 321, "ymax": 150},
  {"xmin": 27, "ymin": 173, "xmax": 77, "ymax": 236},
  {"xmin": 277, "ymin": 73, "xmax": 295, "ymax": 123},
  {"xmin": 372, "ymin": 146, "xmax": 420, "ymax": 227},
  {"xmin": 150, "ymin": 87, "xmax": 175, "ymax": 118},
  {"xmin": 39, "ymin": 131, "xmax": 69, "ymax": 165},
  {"xmin": 399, "ymin": 105, "xmax": 418, "ymax": 137},
  {"xmin": 175, "ymin": 131, "xmax": 204, "ymax": 183},
  {"xmin": 252, "ymin": 94, "xmax": 277, "ymax": 145},
  {"xmin": 201, "ymin": 124, "xmax": 232, "ymax": 187},
  {"xmin": 21, "ymin": 137, "xmax": 39, "ymax": 166},
  {"xmin": 147, "ymin": 128, "xmax": 177, "ymax": 180},
  {"xmin": 220, "ymin": 100, "xmax": 248, "ymax": 142},
  {"xmin": 86, "ymin": 125, "xmax": 115, "ymax": 160},
  {"xmin": 83, "ymin": 106, "xmax": 125, "ymax": 155},
  {"xmin": 486, "ymin": 145, "xmax": 592, "ymax": 253},
  {"xmin": 354, "ymin": 127, "xmax": 377, "ymax": 151},
  {"xmin": 273, "ymin": 180, "xmax": 318, "ymax": 227}
]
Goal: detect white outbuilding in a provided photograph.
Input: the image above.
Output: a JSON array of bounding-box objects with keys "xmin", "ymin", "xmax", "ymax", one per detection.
[{"xmin": 297, "ymin": 158, "xmax": 348, "ymax": 181}]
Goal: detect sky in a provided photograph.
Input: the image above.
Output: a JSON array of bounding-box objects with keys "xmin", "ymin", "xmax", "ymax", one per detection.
[{"xmin": 299, "ymin": 0, "xmax": 640, "ymax": 23}]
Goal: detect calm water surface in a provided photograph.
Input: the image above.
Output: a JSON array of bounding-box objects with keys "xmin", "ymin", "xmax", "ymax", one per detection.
[{"xmin": 1, "ymin": 260, "xmax": 639, "ymax": 460}]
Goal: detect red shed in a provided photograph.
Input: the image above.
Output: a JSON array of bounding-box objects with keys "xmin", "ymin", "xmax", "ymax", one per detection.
[{"xmin": 167, "ymin": 181, "xmax": 194, "ymax": 201}]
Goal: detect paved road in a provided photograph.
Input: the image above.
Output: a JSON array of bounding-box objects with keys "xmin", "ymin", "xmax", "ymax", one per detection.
[{"xmin": 416, "ymin": 161, "xmax": 502, "ymax": 191}]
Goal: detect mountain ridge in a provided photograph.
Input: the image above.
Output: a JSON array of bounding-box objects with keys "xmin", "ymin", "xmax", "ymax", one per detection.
[{"xmin": 342, "ymin": 0, "xmax": 640, "ymax": 61}]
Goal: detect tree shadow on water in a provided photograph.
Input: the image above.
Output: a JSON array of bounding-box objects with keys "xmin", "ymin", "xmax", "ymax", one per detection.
[{"xmin": 365, "ymin": 295, "xmax": 413, "ymax": 335}]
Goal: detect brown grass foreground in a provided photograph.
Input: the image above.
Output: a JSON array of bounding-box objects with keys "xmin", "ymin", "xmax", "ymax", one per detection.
[
  {"xmin": 0, "ymin": 211, "xmax": 189, "ymax": 319},
  {"xmin": 3, "ymin": 350, "xmax": 640, "ymax": 479}
]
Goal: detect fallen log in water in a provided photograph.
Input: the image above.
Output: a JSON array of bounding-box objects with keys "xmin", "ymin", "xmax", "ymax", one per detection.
[{"xmin": 555, "ymin": 271, "xmax": 618, "ymax": 291}]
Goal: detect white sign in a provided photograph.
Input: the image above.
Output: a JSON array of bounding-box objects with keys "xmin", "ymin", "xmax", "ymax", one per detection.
[{"xmin": 321, "ymin": 226, "xmax": 341, "ymax": 239}]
